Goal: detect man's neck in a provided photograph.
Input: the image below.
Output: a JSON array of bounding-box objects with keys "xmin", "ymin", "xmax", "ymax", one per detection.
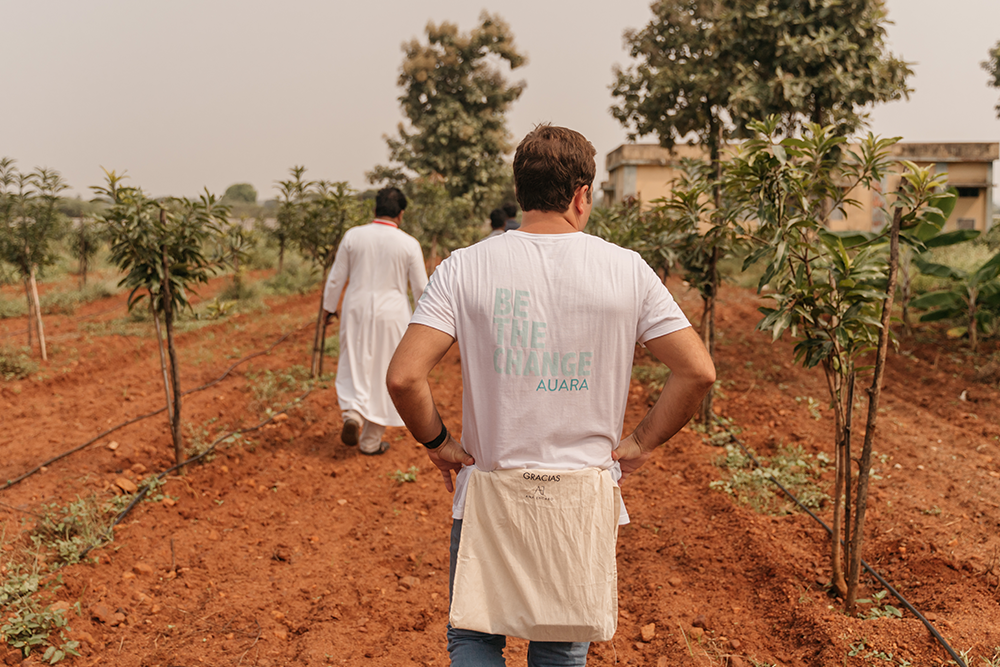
[{"xmin": 518, "ymin": 210, "xmax": 582, "ymax": 235}]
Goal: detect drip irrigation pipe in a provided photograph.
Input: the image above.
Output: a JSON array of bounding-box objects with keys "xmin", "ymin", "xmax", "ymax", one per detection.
[
  {"xmin": 79, "ymin": 387, "xmax": 314, "ymax": 560},
  {"xmin": 1, "ymin": 322, "xmax": 313, "ymax": 492},
  {"xmin": 726, "ymin": 434, "xmax": 967, "ymax": 667}
]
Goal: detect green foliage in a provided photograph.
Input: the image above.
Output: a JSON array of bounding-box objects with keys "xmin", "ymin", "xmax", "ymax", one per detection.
[
  {"xmin": 67, "ymin": 216, "xmax": 103, "ymax": 287},
  {"xmin": 246, "ymin": 365, "xmax": 310, "ymax": 413},
  {"xmin": 611, "ymin": 1, "xmax": 911, "ymax": 147},
  {"xmin": 261, "ymin": 256, "xmax": 320, "ymax": 295},
  {"xmin": 390, "ymin": 466, "xmax": 420, "ymax": 484},
  {"xmin": 855, "ymin": 589, "xmax": 902, "ymax": 619},
  {"xmin": 709, "ymin": 443, "xmax": 830, "ymax": 515},
  {"xmin": 222, "ymin": 183, "xmax": 258, "ymax": 204},
  {"xmin": 725, "ymin": 0, "xmax": 911, "ymax": 133},
  {"xmin": 727, "ymin": 118, "xmax": 945, "ymax": 371},
  {"xmin": 372, "ymin": 12, "xmax": 525, "ymax": 216},
  {"xmin": 402, "ymin": 177, "xmax": 478, "ymax": 259},
  {"xmin": 983, "ymin": 40, "xmax": 1000, "ymax": 118},
  {"xmin": 0, "ymin": 159, "xmax": 69, "ymax": 277},
  {"xmin": 910, "ymin": 249, "xmax": 1000, "ymax": 350},
  {"xmin": 0, "ymin": 597, "xmax": 80, "ymax": 663},
  {"xmin": 29, "ymin": 495, "xmax": 127, "ymax": 567},
  {"xmin": 95, "ymin": 171, "xmax": 226, "ymax": 316},
  {"xmin": 588, "ymin": 199, "xmax": 677, "ymax": 275},
  {"xmin": 294, "ymin": 180, "xmax": 367, "ymax": 271}
]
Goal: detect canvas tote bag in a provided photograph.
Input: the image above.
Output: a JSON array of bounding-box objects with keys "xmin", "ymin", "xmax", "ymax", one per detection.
[{"xmin": 449, "ymin": 467, "xmax": 620, "ymax": 642}]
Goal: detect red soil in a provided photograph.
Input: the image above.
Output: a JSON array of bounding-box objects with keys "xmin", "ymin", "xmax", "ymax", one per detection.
[{"xmin": 1, "ymin": 274, "xmax": 998, "ymax": 666}]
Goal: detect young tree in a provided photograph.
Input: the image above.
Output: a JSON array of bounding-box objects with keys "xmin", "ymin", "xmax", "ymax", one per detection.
[
  {"xmin": 273, "ymin": 167, "xmax": 312, "ymax": 273},
  {"xmin": 0, "ymin": 159, "xmax": 67, "ymax": 360},
  {"xmin": 727, "ymin": 118, "xmax": 949, "ymax": 610},
  {"xmin": 69, "ymin": 216, "xmax": 103, "ymax": 289},
  {"xmin": 371, "ymin": 12, "xmax": 525, "ymax": 216},
  {"xmin": 96, "ymin": 171, "xmax": 227, "ymax": 468},
  {"xmin": 910, "ymin": 250, "xmax": 1000, "ymax": 353},
  {"xmin": 982, "ymin": 39, "xmax": 1000, "ymax": 117},
  {"xmin": 291, "ymin": 180, "xmax": 367, "ymax": 377}
]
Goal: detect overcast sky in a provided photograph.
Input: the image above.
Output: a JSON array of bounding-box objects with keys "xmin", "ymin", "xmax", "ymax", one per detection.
[{"xmin": 2, "ymin": 0, "xmax": 998, "ymax": 201}]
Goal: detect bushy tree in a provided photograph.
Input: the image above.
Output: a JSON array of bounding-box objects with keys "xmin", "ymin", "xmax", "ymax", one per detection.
[
  {"xmin": 726, "ymin": 0, "xmax": 912, "ymax": 133},
  {"xmin": 371, "ymin": 12, "xmax": 525, "ymax": 217},
  {"xmin": 273, "ymin": 167, "xmax": 312, "ymax": 273},
  {"xmin": 222, "ymin": 183, "xmax": 258, "ymax": 205},
  {"xmin": 983, "ymin": 39, "xmax": 1000, "ymax": 117}
]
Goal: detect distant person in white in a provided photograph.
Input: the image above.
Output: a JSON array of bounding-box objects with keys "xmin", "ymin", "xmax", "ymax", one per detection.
[{"xmin": 323, "ymin": 187, "xmax": 428, "ymax": 456}]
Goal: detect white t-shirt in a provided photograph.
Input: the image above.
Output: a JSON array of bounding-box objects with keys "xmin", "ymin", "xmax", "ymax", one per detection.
[{"xmin": 410, "ymin": 230, "xmax": 691, "ymax": 524}]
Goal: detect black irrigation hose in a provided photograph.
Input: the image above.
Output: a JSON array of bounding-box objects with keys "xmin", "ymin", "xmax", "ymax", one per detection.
[
  {"xmin": 726, "ymin": 434, "xmax": 968, "ymax": 667},
  {"xmin": 1, "ymin": 322, "xmax": 312, "ymax": 491},
  {"xmin": 79, "ymin": 387, "xmax": 314, "ymax": 560}
]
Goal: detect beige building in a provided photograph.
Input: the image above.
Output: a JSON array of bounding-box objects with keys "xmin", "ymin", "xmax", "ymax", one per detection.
[{"xmin": 602, "ymin": 141, "xmax": 999, "ymax": 232}]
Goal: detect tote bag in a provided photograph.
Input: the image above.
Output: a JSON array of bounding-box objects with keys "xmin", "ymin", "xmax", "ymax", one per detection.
[{"xmin": 449, "ymin": 467, "xmax": 620, "ymax": 642}]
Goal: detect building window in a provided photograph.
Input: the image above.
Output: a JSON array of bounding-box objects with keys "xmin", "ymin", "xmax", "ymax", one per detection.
[
  {"xmin": 956, "ymin": 187, "xmax": 981, "ymax": 198},
  {"xmin": 957, "ymin": 218, "xmax": 976, "ymax": 230}
]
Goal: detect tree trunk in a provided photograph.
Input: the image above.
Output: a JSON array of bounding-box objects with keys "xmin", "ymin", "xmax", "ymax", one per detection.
[
  {"xmin": 846, "ymin": 205, "xmax": 903, "ymax": 613},
  {"xmin": 151, "ymin": 299, "xmax": 175, "ymax": 426},
  {"xmin": 698, "ymin": 121, "xmax": 723, "ymax": 425},
  {"xmin": 968, "ymin": 291, "xmax": 979, "ymax": 352},
  {"xmin": 278, "ymin": 236, "xmax": 285, "ymax": 273},
  {"xmin": 29, "ymin": 265, "xmax": 47, "ymax": 361},
  {"xmin": 825, "ymin": 365, "xmax": 848, "ymax": 598},
  {"xmin": 899, "ymin": 249, "xmax": 912, "ymax": 336},
  {"xmin": 843, "ymin": 372, "xmax": 856, "ymax": 582},
  {"xmin": 161, "ymin": 238, "xmax": 184, "ymax": 470}
]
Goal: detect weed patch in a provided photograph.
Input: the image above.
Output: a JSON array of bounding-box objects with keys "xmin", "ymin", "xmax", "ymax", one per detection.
[
  {"xmin": 709, "ymin": 443, "xmax": 830, "ymax": 515},
  {"xmin": 0, "ymin": 346, "xmax": 37, "ymax": 381},
  {"xmin": 246, "ymin": 365, "xmax": 311, "ymax": 414}
]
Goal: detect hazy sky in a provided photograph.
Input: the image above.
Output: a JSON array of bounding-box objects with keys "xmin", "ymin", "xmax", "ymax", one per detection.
[{"xmin": 2, "ymin": 1, "xmax": 999, "ymax": 201}]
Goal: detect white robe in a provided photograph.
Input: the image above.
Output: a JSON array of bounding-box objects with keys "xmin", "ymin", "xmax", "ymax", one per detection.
[{"xmin": 323, "ymin": 221, "xmax": 428, "ymax": 426}]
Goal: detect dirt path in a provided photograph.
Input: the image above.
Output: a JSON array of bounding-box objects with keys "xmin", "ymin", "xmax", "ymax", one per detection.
[{"xmin": 1, "ymin": 277, "xmax": 999, "ymax": 666}]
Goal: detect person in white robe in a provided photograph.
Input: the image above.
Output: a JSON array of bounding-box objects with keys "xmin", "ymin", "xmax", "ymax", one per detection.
[{"xmin": 323, "ymin": 187, "xmax": 428, "ymax": 455}]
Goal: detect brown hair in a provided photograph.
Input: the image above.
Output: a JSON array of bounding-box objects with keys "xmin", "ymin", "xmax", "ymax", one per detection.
[{"xmin": 513, "ymin": 125, "xmax": 596, "ymax": 213}]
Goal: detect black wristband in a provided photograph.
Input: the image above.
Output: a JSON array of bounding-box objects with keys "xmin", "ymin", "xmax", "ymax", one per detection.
[{"xmin": 422, "ymin": 423, "xmax": 448, "ymax": 450}]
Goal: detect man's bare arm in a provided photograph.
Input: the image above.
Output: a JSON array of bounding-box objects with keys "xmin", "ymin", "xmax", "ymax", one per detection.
[
  {"xmin": 386, "ymin": 323, "xmax": 474, "ymax": 491},
  {"xmin": 612, "ymin": 326, "xmax": 716, "ymax": 479}
]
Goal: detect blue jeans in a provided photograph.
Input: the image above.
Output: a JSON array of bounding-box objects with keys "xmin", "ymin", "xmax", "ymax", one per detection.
[{"xmin": 447, "ymin": 519, "xmax": 590, "ymax": 666}]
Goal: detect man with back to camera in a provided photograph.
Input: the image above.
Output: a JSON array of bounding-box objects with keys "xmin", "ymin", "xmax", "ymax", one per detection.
[
  {"xmin": 323, "ymin": 186, "xmax": 428, "ymax": 456},
  {"xmin": 386, "ymin": 125, "xmax": 715, "ymax": 665}
]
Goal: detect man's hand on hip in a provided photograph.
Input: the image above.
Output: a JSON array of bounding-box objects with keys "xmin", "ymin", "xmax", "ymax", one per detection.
[
  {"xmin": 612, "ymin": 433, "xmax": 652, "ymax": 482},
  {"xmin": 427, "ymin": 435, "xmax": 474, "ymax": 493}
]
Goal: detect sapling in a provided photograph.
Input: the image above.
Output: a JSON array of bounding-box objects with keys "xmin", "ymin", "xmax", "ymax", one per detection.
[
  {"xmin": 95, "ymin": 171, "xmax": 227, "ymax": 467},
  {"xmin": 727, "ymin": 117, "xmax": 949, "ymax": 609}
]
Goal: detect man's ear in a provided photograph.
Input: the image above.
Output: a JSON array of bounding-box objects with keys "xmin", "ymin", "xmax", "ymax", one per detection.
[{"xmin": 572, "ymin": 186, "xmax": 588, "ymax": 213}]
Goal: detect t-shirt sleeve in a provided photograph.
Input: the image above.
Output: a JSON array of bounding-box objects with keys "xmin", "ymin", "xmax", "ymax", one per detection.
[
  {"xmin": 635, "ymin": 261, "xmax": 691, "ymax": 344},
  {"xmin": 410, "ymin": 255, "xmax": 457, "ymax": 338}
]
